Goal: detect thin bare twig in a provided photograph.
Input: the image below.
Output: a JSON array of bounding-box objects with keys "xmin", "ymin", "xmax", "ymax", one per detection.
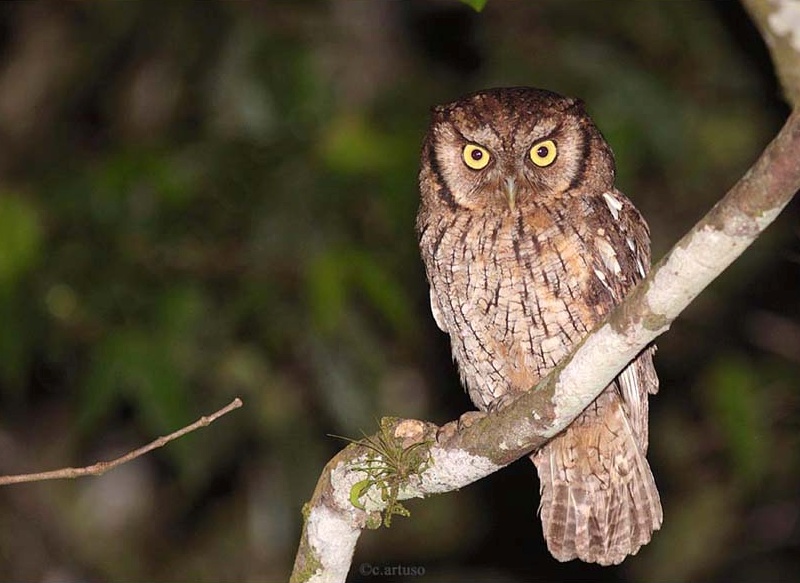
[{"xmin": 0, "ymin": 397, "xmax": 243, "ymax": 487}]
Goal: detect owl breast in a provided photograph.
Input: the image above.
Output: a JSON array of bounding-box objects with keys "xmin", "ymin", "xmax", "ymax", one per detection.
[{"xmin": 420, "ymin": 194, "xmax": 629, "ymax": 411}]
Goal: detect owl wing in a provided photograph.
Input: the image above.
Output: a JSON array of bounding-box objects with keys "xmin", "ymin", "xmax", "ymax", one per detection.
[
  {"xmin": 594, "ymin": 189, "xmax": 658, "ymax": 450},
  {"xmin": 615, "ymin": 347, "xmax": 657, "ymax": 453},
  {"xmin": 535, "ymin": 190, "xmax": 662, "ymax": 564},
  {"xmin": 428, "ymin": 287, "xmax": 448, "ymax": 333}
]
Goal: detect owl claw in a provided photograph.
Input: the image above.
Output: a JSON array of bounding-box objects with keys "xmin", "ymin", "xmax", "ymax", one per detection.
[
  {"xmin": 487, "ymin": 392, "xmax": 520, "ymax": 413},
  {"xmin": 457, "ymin": 410, "xmax": 487, "ymax": 430},
  {"xmin": 436, "ymin": 411, "xmax": 488, "ymax": 443},
  {"xmin": 435, "ymin": 420, "xmax": 458, "ymax": 443}
]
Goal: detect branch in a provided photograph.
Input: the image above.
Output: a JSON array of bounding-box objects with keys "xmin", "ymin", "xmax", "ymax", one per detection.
[
  {"xmin": 0, "ymin": 397, "xmax": 243, "ymax": 487},
  {"xmin": 291, "ymin": 3, "xmax": 800, "ymax": 581},
  {"xmin": 742, "ymin": 0, "xmax": 800, "ymax": 108}
]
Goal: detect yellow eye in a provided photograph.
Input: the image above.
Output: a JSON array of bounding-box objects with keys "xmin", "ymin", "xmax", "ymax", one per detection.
[
  {"xmin": 462, "ymin": 144, "xmax": 490, "ymax": 170},
  {"xmin": 530, "ymin": 139, "xmax": 557, "ymax": 167}
]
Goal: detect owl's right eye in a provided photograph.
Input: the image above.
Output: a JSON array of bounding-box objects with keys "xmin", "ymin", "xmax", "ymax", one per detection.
[{"xmin": 462, "ymin": 144, "xmax": 491, "ymax": 170}]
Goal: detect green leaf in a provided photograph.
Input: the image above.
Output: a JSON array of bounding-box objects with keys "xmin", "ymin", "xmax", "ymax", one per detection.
[
  {"xmin": 460, "ymin": 0, "xmax": 487, "ymax": 12},
  {"xmin": 350, "ymin": 479, "xmax": 373, "ymax": 510}
]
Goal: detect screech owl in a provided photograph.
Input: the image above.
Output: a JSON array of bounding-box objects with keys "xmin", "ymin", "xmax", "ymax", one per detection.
[{"xmin": 416, "ymin": 87, "xmax": 662, "ymax": 565}]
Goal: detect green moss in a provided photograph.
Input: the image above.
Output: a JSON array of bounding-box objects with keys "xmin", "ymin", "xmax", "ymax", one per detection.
[
  {"xmin": 365, "ymin": 511, "xmax": 383, "ymax": 530},
  {"xmin": 343, "ymin": 418, "xmax": 432, "ymax": 527},
  {"xmin": 289, "ymin": 537, "xmax": 323, "ymax": 583},
  {"xmin": 643, "ymin": 312, "xmax": 670, "ymax": 332}
]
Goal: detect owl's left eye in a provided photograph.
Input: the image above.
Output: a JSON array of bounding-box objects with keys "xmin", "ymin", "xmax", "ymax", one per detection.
[
  {"xmin": 463, "ymin": 144, "xmax": 491, "ymax": 170},
  {"xmin": 529, "ymin": 139, "xmax": 557, "ymax": 167}
]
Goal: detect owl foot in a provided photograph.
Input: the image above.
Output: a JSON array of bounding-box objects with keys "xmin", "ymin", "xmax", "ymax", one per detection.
[
  {"xmin": 457, "ymin": 410, "xmax": 487, "ymax": 429},
  {"xmin": 435, "ymin": 410, "xmax": 487, "ymax": 443},
  {"xmin": 487, "ymin": 392, "xmax": 520, "ymax": 413}
]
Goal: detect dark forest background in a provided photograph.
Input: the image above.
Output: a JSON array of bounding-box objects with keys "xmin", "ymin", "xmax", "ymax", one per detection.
[{"xmin": 0, "ymin": 1, "xmax": 798, "ymax": 581}]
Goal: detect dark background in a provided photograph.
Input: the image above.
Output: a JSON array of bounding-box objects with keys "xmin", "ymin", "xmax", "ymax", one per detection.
[{"xmin": 0, "ymin": 1, "xmax": 798, "ymax": 581}]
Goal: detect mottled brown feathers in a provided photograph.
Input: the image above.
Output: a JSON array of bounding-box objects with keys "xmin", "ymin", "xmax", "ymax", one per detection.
[{"xmin": 416, "ymin": 87, "xmax": 661, "ymax": 565}]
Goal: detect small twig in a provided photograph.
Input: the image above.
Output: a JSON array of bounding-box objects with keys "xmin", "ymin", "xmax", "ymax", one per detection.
[{"xmin": 0, "ymin": 397, "xmax": 243, "ymax": 487}]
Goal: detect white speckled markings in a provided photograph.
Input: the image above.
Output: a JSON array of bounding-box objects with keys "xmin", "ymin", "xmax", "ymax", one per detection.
[{"xmin": 553, "ymin": 205, "xmax": 786, "ymax": 429}]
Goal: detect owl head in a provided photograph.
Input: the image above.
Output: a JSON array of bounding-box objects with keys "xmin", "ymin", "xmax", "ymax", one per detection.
[{"xmin": 419, "ymin": 87, "xmax": 616, "ymax": 213}]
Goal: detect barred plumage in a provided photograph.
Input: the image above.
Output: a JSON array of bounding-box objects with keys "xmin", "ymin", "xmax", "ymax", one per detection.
[{"xmin": 416, "ymin": 87, "xmax": 661, "ymax": 565}]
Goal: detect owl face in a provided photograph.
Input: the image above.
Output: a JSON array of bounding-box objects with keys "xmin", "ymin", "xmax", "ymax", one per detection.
[{"xmin": 421, "ymin": 87, "xmax": 616, "ymax": 213}]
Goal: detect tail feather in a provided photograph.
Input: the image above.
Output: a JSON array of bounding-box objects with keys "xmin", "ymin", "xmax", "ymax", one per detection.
[{"xmin": 532, "ymin": 389, "xmax": 662, "ymax": 565}]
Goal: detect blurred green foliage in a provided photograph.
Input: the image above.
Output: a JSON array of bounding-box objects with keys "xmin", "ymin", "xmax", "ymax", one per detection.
[
  {"xmin": 0, "ymin": 195, "xmax": 41, "ymax": 285},
  {"xmin": 460, "ymin": 0, "xmax": 488, "ymax": 13},
  {"xmin": 0, "ymin": 1, "xmax": 798, "ymax": 582},
  {"xmin": 0, "ymin": 195, "xmax": 42, "ymax": 387},
  {"xmin": 706, "ymin": 354, "xmax": 770, "ymax": 487}
]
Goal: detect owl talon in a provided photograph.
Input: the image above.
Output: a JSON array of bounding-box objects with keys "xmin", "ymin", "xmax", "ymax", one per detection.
[
  {"xmin": 436, "ymin": 410, "xmax": 487, "ymax": 443},
  {"xmin": 487, "ymin": 392, "xmax": 519, "ymax": 413},
  {"xmin": 457, "ymin": 410, "xmax": 487, "ymax": 430},
  {"xmin": 435, "ymin": 420, "xmax": 458, "ymax": 443}
]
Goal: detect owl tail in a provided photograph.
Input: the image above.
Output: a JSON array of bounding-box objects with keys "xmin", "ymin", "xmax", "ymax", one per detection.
[{"xmin": 531, "ymin": 396, "xmax": 662, "ymax": 565}]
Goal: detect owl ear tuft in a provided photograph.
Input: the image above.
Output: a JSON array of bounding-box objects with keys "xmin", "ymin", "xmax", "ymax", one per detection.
[
  {"xmin": 431, "ymin": 104, "xmax": 449, "ymax": 117},
  {"xmin": 567, "ymin": 97, "xmax": 586, "ymax": 112}
]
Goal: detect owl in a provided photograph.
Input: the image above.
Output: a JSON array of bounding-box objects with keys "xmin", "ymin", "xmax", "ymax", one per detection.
[{"xmin": 416, "ymin": 87, "xmax": 662, "ymax": 565}]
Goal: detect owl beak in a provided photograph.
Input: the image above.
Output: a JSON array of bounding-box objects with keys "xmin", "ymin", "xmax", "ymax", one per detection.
[{"xmin": 504, "ymin": 177, "xmax": 517, "ymax": 212}]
